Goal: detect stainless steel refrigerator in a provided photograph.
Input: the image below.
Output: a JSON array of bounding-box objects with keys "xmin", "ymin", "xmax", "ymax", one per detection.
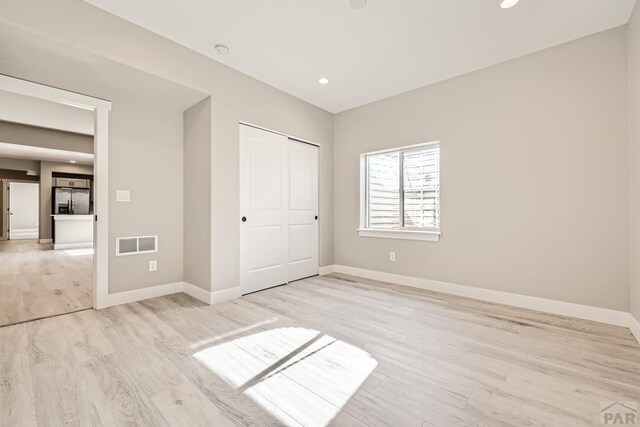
[{"xmin": 53, "ymin": 188, "xmax": 91, "ymax": 215}]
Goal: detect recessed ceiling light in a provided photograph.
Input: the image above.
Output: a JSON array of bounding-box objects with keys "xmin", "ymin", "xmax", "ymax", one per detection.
[
  {"xmin": 69, "ymin": 160, "xmax": 76, "ymax": 163},
  {"xmin": 349, "ymin": 0, "xmax": 367, "ymax": 10},
  {"xmin": 500, "ymin": 0, "xmax": 520, "ymax": 9},
  {"xmin": 318, "ymin": 77, "xmax": 330, "ymax": 85},
  {"xmin": 214, "ymin": 44, "xmax": 230, "ymax": 55}
]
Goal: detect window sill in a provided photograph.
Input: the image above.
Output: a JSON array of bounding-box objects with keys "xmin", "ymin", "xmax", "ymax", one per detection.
[{"xmin": 357, "ymin": 228, "xmax": 441, "ymax": 242}]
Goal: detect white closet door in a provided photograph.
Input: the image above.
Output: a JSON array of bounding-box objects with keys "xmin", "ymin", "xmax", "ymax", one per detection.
[
  {"xmin": 288, "ymin": 140, "xmax": 319, "ymax": 282},
  {"xmin": 240, "ymin": 125, "xmax": 289, "ymax": 294}
]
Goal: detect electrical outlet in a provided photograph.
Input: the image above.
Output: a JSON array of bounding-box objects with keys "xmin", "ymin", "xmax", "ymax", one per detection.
[
  {"xmin": 389, "ymin": 251, "xmax": 396, "ymax": 261},
  {"xmin": 149, "ymin": 260, "xmax": 158, "ymax": 272}
]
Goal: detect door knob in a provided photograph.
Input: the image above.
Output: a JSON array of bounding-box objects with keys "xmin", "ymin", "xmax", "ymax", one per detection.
[
  {"xmin": 315, "ymin": 216, "xmax": 318, "ymax": 220},
  {"xmin": 241, "ymin": 216, "xmax": 247, "ymax": 222}
]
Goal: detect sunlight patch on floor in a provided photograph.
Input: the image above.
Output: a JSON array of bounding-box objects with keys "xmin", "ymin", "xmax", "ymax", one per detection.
[
  {"xmin": 194, "ymin": 327, "xmax": 378, "ymax": 426},
  {"xmin": 189, "ymin": 317, "xmax": 277, "ymax": 350}
]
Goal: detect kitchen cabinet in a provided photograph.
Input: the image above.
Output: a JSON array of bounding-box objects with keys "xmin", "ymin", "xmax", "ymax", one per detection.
[{"xmin": 54, "ymin": 178, "xmax": 90, "ymax": 189}]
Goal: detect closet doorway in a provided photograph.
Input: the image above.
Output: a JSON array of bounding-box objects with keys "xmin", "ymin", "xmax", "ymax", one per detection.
[{"xmin": 239, "ymin": 123, "xmax": 319, "ymax": 294}]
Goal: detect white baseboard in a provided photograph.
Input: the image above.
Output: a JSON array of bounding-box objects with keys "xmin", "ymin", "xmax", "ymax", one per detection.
[
  {"xmin": 319, "ymin": 265, "xmax": 337, "ymax": 275},
  {"xmin": 211, "ymin": 286, "xmax": 242, "ymax": 304},
  {"xmin": 39, "ymin": 238, "xmax": 53, "ymax": 244},
  {"xmin": 630, "ymin": 314, "xmax": 640, "ymax": 344},
  {"xmin": 105, "ymin": 281, "xmax": 184, "ymax": 308},
  {"xmin": 9, "ymin": 228, "xmax": 38, "ymax": 239},
  {"xmin": 183, "ymin": 282, "xmax": 212, "ymax": 304},
  {"xmin": 54, "ymin": 242, "xmax": 93, "ymax": 250},
  {"xmin": 123, "ymin": 281, "xmax": 243, "ymax": 306},
  {"xmin": 324, "ymin": 265, "xmax": 634, "ymax": 329}
]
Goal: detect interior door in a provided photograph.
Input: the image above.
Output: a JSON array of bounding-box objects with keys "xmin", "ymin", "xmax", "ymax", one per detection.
[
  {"xmin": 240, "ymin": 125, "xmax": 289, "ymax": 294},
  {"xmin": 8, "ymin": 182, "xmax": 39, "ymax": 240},
  {"xmin": 288, "ymin": 140, "xmax": 319, "ymax": 281}
]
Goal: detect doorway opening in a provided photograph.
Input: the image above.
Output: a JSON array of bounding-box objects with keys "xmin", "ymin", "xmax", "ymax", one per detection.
[{"xmin": 0, "ymin": 75, "xmax": 110, "ymax": 327}]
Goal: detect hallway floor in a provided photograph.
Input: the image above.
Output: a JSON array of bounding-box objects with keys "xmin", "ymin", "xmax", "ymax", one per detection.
[{"xmin": 0, "ymin": 239, "xmax": 93, "ymax": 327}]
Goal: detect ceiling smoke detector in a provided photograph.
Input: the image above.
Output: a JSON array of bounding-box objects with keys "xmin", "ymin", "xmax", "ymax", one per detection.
[
  {"xmin": 349, "ymin": 0, "xmax": 367, "ymax": 10},
  {"xmin": 215, "ymin": 44, "xmax": 230, "ymax": 55}
]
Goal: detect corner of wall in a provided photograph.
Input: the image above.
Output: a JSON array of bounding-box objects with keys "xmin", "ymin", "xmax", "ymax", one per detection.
[
  {"xmin": 628, "ymin": 2, "xmax": 640, "ymax": 323},
  {"xmin": 183, "ymin": 96, "xmax": 213, "ymax": 292}
]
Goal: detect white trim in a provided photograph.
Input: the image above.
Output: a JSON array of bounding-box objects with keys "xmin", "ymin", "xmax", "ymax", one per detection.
[
  {"xmin": 630, "ymin": 315, "xmax": 640, "ymax": 344},
  {"xmin": 104, "ymin": 282, "xmax": 244, "ymax": 308},
  {"xmin": 239, "ymin": 121, "xmax": 321, "ymax": 147},
  {"xmin": 182, "ymin": 282, "xmax": 243, "ymax": 305},
  {"xmin": 357, "ymin": 228, "xmax": 441, "ymax": 241},
  {"xmin": 94, "ymin": 107, "xmax": 109, "ymax": 309},
  {"xmin": 0, "ymin": 74, "xmax": 111, "ymax": 111},
  {"xmin": 9, "ymin": 229, "xmax": 39, "ymax": 239},
  {"xmin": 39, "ymin": 238, "xmax": 53, "ymax": 244},
  {"xmin": 0, "ymin": 74, "xmax": 111, "ymax": 310},
  {"xmin": 362, "ymin": 140, "xmax": 439, "ymax": 157},
  {"xmin": 211, "ymin": 286, "xmax": 243, "ymax": 304},
  {"xmin": 54, "ymin": 242, "xmax": 92, "ymax": 250},
  {"xmin": 51, "ymin": 214, "xmax": 94, "ymax": 221},
  {"xmin": 319, "ymin": 265, "xmax": 337, "ymax": 275},
  {"xmin": 329, "ymin": 265, "xmax": 633, "ymax": 328},
  {"xmin": 105, "ymin": 281, "xmax": 184, "ymax": 308},
  {"xmin": 183, "ymin": 282, "xmax": 212, "ymax": 304}
]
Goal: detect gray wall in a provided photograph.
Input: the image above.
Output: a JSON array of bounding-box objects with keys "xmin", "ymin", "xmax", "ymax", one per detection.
[
  {"xmin": 0, "ymin": 158, "xmax": 40, "ymax": 173},
  {"xmin": 0, "ymin": 121, "xmax": 93, "ymax": 153},
  {"xmin": 629, "ymin": 4, "xmax": 640, "ymax": 322},
  {"xmin": 183, "ymin": 97, "xmax": 211, "ymax": 291},
  {"xmin": 107, "ymin": 101, "xmax": 184, "ymax": 293},
  {"xmin": 39, "ymin": 161, "xmax": 93, "ymax": 241},
  {"xmin": 334, "ymin": 27, "xmax": 629, "ymax": 311}
]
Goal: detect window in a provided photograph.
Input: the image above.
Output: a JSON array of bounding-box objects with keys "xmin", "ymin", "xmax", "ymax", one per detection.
[{"xmin": 359, "ymin": 142, "xmax": 440, "ymax": 241}]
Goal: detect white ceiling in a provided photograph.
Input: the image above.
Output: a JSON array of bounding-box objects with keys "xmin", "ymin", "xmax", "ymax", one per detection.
[
  {"xmin": 0, "ymin": 142, "xmax": 94, "ymax": 165},
  {"xmin": 82, "ymin": 0, "xmax": 636, "ymax": 113},
  {"xmin": 0, "ymin": 89, "xmax": 95, "ymax": 135}
]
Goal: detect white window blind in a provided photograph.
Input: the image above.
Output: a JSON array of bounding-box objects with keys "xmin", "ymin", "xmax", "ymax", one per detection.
[
  {"xmin": 366, "ymin": 143, "xmax": 440, "ymax": 231},
  {"xmin": 366, "ymin": 151, "xmax": 400, "ymax": 228}
]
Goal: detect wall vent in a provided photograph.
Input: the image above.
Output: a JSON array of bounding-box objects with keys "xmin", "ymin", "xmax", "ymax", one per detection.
[{"xmin": 116, "ymin": 235, "xmax": 158, "ymax": 256}]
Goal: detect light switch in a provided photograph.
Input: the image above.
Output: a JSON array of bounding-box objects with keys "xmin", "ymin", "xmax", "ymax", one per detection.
[{"xmin": 116, "ymin": 190, "xmax": 130, "ymax": 202}]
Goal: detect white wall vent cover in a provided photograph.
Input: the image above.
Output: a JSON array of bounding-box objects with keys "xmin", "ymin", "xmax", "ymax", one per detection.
[{"xmin": 116, "ymin": 235, "xmax": 158, "ymax": 256}]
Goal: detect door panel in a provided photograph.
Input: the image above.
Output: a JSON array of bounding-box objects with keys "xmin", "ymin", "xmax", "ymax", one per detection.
[
  {"xmin": 288, "ymin": 141, "xmax": 319, "ymax": 282},
  {"xmin": 240, "ymin": 125, "xmax": 289, "ymax": 294},
  {"xmin": 9, "ymin": 182, "xmax": 39, "ymax": 240}
]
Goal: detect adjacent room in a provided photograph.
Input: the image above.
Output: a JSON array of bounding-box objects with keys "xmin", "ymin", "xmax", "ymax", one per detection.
[
  {"xmin": 1, "ymin": 0, "xmax": 640, "ymax": 426},
  {"xmin": 0, "ymin": 90, "xmax": 96, "ymax": 326}
]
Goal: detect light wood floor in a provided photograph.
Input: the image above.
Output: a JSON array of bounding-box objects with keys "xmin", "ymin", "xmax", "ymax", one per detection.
[
  {"xmin": 1, "ymin": 273, "xmax": 639, "ymax": 426},
  {"xmin": 0, "ymin": 240, "xmax": 93, "ymax": 327}
]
